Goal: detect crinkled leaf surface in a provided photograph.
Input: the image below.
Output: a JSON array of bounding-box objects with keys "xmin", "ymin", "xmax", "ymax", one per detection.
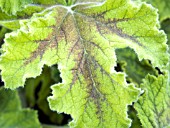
[
  {"xmin": 49, "ymin": 72, "xmax": 140, "ymax": 127},
  {"xmin": 0, "ymin": 0, "xmax": 168, "ymax": 127},
  {"xmin": 142, "ymin": 0, "xmax": 170, "ymax": 21},
  {"xmin": 134, "ymin": 75, "xmax": 170, "ymax": 128},
  {"xmin": 0, "ymin": 87, "xmax": 41, "ymax": 128},
  {"xmin": 0, "ymin": 0, "xmax": 32, "ymax": 15}
]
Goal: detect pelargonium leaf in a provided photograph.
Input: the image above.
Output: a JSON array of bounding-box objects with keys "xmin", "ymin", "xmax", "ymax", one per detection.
[
  {"xmin": 0, "ymin": 0, "xmax": 168, "ymax": 127},
  {"xmin": 134, "ymin": 74, "xmax": 170, "ymax": 128},
  {"xmin": 75, "ymin": 0, "xmax": 168, "ymax": 69},
  {"xmin": 0, "ymin": 87, "xmax": 41, "ymax": 128},
  {"xmin": 49, "ymin": 72, "xmax": 141, "ymax": 127},
  {"xmin": 0, "ymin": 0, "xmax": 167, "ymax": 89}
]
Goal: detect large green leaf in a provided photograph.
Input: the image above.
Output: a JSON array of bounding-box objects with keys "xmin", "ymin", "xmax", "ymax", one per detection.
[
  {"xmin": 0, "ymin": 87, "xmax": 41, "ymax": 128},
  {"xmin": 49, "ymin": 73, "xmax": 140, "ymax": 127},
  {"xmin": 0, "ymin": 0, "xmax": 168, "ymax": 127},
  {"xmin": 134, "ymin": 75, "xmax": 170, "ymax": 128},
  {"xmin": 141, "ymin": 0, "xmax": 170, "ymax": 21},
  {"xmin": 0, "ymin": 0, "xmax": 32, "ymax": 15}
]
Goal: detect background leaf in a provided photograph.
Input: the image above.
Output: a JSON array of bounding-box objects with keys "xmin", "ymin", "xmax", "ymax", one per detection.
[
  {"xmin": 161, "ymin": 19, "xmax": 170, "ymax": 50},
  {"xmin": 0, "ymin": 0, "xmax": 32, "ymax": 15},
  {"xmin": 24, "ymin": 65, "xmax": 66, "ymax": 125},
  {"xmin": 0, "ymin": 87, "xmax": 41, "ymax": 128},
  {"xmin": 134, "ymin": 75, "xmax": 170, "ymax": 128},
  {"xmin": 116, "ymin": 48, "xmax": 157, "ymax": 85},
  {"xmin": 0, "ymin": 4, "xmax": 45, "ymax": 30},
  {"xmin": 141, "ymin": 0, "xmax": 170, "ymax": 21}
]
